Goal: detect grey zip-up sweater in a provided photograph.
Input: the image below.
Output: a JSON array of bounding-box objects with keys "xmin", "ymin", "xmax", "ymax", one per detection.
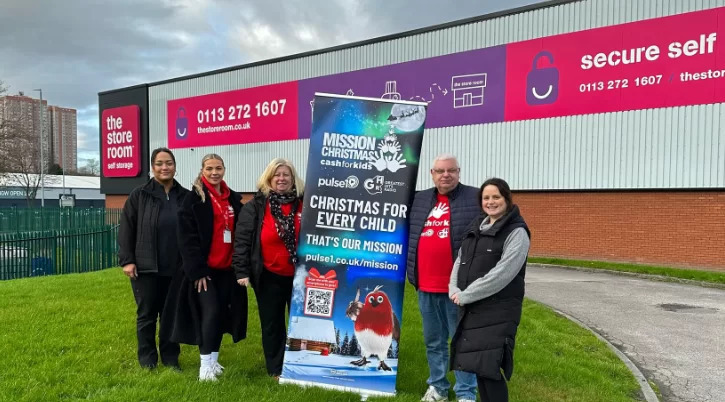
[{"xmin": 448, "ymin": 217, "xmax": 530, "ymax": 305}]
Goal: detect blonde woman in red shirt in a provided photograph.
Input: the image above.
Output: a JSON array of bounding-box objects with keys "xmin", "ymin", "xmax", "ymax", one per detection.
[
  {"xmin": 163, "ymin": 153, "xmax": 248, "ymax": 381},
  {"xmin": 232, "ymin": 158, "xmax": 304, "ymax": 379}
]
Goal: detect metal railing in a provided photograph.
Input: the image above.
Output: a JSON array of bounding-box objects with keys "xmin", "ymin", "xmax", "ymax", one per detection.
[
  {"xmin": 0, "ymin": 208, "xmax": 122, "ymax": 232},
  {"xmin": 0, "ymin": 225, "xmax": 119, "ymax": 280}
]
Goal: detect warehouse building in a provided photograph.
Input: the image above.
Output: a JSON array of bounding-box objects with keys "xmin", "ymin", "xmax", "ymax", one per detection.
[
  {"xmin": 99, "ymin": 0, "xmax": 725, "ymax": 270},
  {"xmin": 0, "ymin": 174, "xmax": 104, "ymax": 208}
]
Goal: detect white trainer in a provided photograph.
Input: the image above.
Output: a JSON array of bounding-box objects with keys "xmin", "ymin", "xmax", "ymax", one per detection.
[
  {"xmin": 421, "ymin": 385, "xmax": 447, "ymax": 401},
  {"xmin": 211, "ymin": 361, "xmax": 225, "ymax": 376},
  {"xmin": 198, "ymin": 365, "xmax": 218, "ymax": 382}
]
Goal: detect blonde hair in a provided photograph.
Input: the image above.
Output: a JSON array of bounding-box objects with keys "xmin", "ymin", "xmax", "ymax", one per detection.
[
  {"xmin": 192, "ymin": 153, "xmax": 225, "ymax": 202},
  {"xmin": 256, "ymin": 158, "xmax": 304, "ymax": 197}
]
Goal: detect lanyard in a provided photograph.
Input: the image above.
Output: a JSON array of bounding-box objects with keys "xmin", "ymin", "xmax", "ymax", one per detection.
[{"xmin": 209, "ymin": 194, "xmax": 231, "ymax": 230}]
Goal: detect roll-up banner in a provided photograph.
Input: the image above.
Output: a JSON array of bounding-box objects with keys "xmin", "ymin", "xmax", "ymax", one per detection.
[{"xmin": 279, "ymin": 93, "xmax": 427, "ymax": 397}]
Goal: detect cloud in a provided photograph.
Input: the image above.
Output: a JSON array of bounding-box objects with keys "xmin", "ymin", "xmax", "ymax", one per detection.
[
  {"xmin": 0, "ymin": 0, "xmax": 234, "ymax": 103},
  {"xmin": 1, "ymin": 0, "xmax": 542, "ymax": 164}
]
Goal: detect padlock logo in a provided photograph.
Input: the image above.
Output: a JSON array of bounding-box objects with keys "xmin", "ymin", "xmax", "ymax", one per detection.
[
  {"xmin": 526, "ymin": 51, "xmax": 559, "ymax": 105},
  {"xmin": 175, "ymin": 107, "xmax": 188, "ymax": 140}
]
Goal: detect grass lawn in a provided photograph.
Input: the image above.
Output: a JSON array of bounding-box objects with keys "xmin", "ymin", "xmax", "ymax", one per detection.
[
  {"xmin": 0, "ymin": 269, "xmax": 641, "ymax": 401},
  {"xmin": 529, "ymin": 257, "xmax": 725, "ymax": 286}
]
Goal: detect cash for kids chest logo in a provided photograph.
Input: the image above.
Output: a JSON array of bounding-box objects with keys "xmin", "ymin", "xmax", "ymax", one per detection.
[{"xmin": 320, "ymin": 131, "xmax": 407, "ymax": 172}]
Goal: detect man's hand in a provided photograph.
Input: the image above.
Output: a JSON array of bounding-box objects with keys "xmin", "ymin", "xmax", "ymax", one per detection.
[
  {"xmin": 122, "ymin": 263, "xmax": 137, "ymax": 279},
  {"xmin": 237, "ymin": 278, "xmax": 250, "ymax": 287}
]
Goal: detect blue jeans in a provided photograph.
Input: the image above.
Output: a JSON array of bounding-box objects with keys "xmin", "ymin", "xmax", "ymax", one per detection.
[{"xmin": 418, "ymin": 290, "xmax": 477, "ymax": 401}]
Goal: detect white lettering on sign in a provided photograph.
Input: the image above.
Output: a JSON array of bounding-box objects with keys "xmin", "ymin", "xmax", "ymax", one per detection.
[
  {"xmin": 581, "ymin": 33, "xmax": 717, "ymax": 70},
  {"xmin": 320, "ymin": 132, "xmax": 377, "ymax": 162},
  {"xmin": 105, "ymin": 115, "xmax": 134, "ymax": 159}
]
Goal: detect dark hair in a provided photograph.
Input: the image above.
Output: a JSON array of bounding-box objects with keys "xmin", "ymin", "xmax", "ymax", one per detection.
[
  {"xmin": 151, "ymin": 147, "xmax": 176, "ymax": 164},
  {"xmin": 478, "ymin": 177, "xmax": 514, "ymax": 214}
]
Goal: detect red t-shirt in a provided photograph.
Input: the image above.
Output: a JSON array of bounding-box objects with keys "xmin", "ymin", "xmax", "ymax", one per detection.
[
  {"xmin": 417, "ymin": 193, "xmax": 453, "ymax": 293},
  {"xmin": 203, "ymin": 177, "xmax": 234, "ymax": 270},
  {"xmin": 261, "ymin": 200, "xmax": 302, "ymax": 276}
]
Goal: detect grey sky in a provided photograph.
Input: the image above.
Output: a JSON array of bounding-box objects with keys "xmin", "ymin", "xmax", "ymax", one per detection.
[{"xmin": 0, "ymin": 0, "xmax": 541, "ymax": 166}]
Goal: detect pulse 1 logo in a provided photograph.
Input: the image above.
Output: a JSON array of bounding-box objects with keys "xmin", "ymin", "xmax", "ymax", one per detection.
[{"xmin": 526, "ymin": 51, "xmax": 559, "ymax": 105}]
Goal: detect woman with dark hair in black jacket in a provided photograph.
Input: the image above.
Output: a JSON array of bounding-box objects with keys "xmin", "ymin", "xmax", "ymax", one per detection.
[
  {"xmin": 118, "ymin": 147, "xmax": 189, "ymax": 370},
  {"xmin": 162, "ymin": 153, "xmax": 248, "ymax": 382},
  {"xmin": 448, "ymin": 178, "xmax": 531, "ymax": 402}
]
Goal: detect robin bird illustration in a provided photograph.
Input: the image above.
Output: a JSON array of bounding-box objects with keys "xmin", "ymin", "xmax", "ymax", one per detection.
[{"xmin": 345, "ymin": 286, "xmax": 400, "ymax": 371}]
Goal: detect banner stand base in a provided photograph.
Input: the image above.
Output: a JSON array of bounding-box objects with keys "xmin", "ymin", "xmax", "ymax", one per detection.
[{"xmin": 279, "ymin": 377, "xmax": 396, "ymax": 401}]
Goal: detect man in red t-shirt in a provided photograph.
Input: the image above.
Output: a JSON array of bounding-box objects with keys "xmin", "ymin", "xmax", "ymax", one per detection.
[{"xmin": 407, "ymin": 154, "xmax": 481, "ymax": 402}]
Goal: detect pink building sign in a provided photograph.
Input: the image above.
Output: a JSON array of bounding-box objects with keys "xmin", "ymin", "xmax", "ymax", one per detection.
[{"xmin": 102, "ymin": 105, "xmax": 141, "ymax": 177}]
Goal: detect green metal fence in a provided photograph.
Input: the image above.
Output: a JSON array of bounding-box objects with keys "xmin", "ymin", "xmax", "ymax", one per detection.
[
  {"xmin": 0, "ymin": 208, "xmax": 123, "ymax": 233},
  {"xmin": 0, "ymin": 225, "xmax": 119, "ymax": 280}
]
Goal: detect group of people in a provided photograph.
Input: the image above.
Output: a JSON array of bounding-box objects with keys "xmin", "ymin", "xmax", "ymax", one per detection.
[
  {"xmin": 408, "ymin": 154, "xmax": 530, "ymax": 402},
  {"xmin": 118, "ymin": 148, "xmax": 530, "ymax": 402},
  {"xmin": 119, "ymin": 149, "xmax": 303, "ymax": 381}
]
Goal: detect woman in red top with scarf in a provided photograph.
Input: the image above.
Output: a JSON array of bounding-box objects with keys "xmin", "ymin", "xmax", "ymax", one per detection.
[
  {"xmin": 163, "ymin": 153, "xmax": 247, "ymax": 382},
  {"xmin": 233, "ymin": 158, "xmax": 303, "ymax": 379}
]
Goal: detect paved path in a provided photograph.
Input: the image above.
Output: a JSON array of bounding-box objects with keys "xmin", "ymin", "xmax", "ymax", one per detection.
[{"xmin": 526, "ymin": 265, "xmax": 725, "ymax": 402}]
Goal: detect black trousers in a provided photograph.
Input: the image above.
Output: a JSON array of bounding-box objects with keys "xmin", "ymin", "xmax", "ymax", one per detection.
[
  {"xmin": 197, "ymin": 269, "xmax": 235, "ymax": 355},
  {"xmin": 255, "ymin": 269, "xmax": 293, "ymax": 376},
  {"xmin": 477, "ymin": 375, "xmax": 508, "ymax": 402},
  {"xmin": 130, "ymin": 273, "xmax": 180, "ymax": 367}
]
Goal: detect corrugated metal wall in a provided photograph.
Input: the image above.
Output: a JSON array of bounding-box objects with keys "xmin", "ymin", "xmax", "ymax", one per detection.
[{"xmin": 149, "ymin": 0, "xmax": 725, "ymax": 192}]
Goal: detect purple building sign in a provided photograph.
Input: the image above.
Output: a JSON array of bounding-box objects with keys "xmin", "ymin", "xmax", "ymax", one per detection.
[{"xmin": 297, "ymin": 46, "xmax": 507, "ymax": 138}]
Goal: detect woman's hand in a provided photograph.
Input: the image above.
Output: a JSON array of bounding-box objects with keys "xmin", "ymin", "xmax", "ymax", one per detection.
[
  {"xmin": 450, "ymin": 292, "xmax": 461, "ymax": 306},
  {"xmin": 194, "ymin": 276, "xmax": 211, "ymax": 292},
  {"xmin": 122, "ymin": 263, "xmax": 137, "ymax": 279},
  {"xmin": 237, "ymin": 278, "xmax": 250, "ymax": 287}
]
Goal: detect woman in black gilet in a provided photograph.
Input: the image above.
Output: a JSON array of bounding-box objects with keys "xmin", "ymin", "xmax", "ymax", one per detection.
[{"xmin": 448, "ymin": 178, "xmax": 531, "ymax": 402}]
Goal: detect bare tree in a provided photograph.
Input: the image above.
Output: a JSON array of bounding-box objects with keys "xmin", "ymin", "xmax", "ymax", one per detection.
[
  {"xmin": 77, "ymin": 158, "xmax": 100, "ymax": 176},
  {"xmin": 86, "ymin": 158, "xmax": 100, "ymax": 176},
  {"xmin": 0, "ymin": 110, "xmax": 58, "ymax": 206},
  {"xmin": 0, "ymin": 79, "xmax": 9, "ymax": 145}
]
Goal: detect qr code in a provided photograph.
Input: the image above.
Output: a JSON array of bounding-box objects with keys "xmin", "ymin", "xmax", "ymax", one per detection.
[{"xmin": 304, "ymin": 288, "xmax": 335, "ymax": 317}]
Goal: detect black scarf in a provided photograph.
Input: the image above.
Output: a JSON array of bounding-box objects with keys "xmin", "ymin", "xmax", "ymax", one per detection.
[{"xmin": 268, "ymin": 187, "xmax": 299, "ymax": 264}]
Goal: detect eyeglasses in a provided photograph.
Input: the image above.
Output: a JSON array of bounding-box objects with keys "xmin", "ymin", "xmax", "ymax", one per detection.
[{"xmin": 432, "ymin": 168, "xmax": 460, "ymax": 175}]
